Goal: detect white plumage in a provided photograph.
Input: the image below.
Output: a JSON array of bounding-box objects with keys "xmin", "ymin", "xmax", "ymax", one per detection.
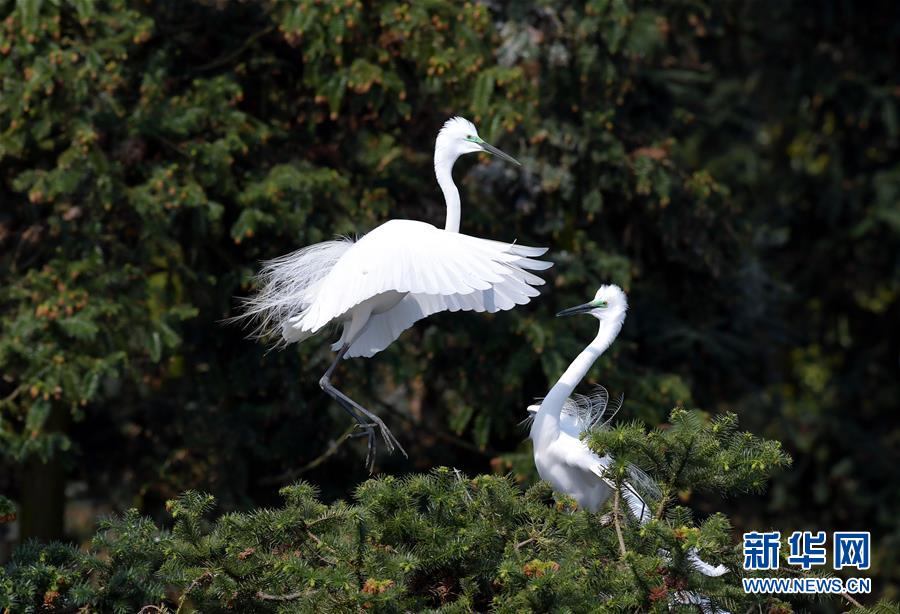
[
  {"xmin": 529, "ymin": 284, "xmax": 729, "ymax": 611},
  {"xmin": 529, "ymin": 285, "xmax": 630, "ymax": 513},
  {"xmin": 291, "ymin": 220, "xmax": 550, "ymax": 357},
  {"xmin": 526, "ymin": 385, "xmax": 657, "ymax": 520},
  {"xmin": 237, "ymin": 117, "xmax": 550, "ymax": 466}
]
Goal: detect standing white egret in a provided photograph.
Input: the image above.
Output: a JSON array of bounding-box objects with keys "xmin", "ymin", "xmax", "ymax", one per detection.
[
  {"xmin": 529, "ymin": 285, "xmax": 728, "ymax": 580},
  {"xmin": 238, "ymin": 117, "xmax": 551, "ymax": 467},
  {"xmin": 529, "ymin": 285, "xmax": 634, "ymax": 511}
]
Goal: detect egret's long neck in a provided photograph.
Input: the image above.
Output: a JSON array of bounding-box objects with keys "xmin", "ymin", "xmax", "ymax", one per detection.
[
  {"xmin": 531, "ymin": 312, "xmax": 625, "ymax": 449},
  {"xmin": 435, "ymin": 149, "xmax": 461, "ymax": 233}
]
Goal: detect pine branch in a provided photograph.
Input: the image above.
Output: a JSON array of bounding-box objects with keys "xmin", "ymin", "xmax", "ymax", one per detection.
[
  {"xmin": 514, "ymin": 537, "xmax": 535, "ymax": 551},
  {"xmin": 303, "ymin": 528, "xmax": 338, "ymax": 565},
  {"xmin": 655, "ymin": 484, "xmax": 671, "ymax": 520},
  {"xmin": 175, "ymin": 572, "xmax": 212, "ymax": 614},
  {"xmin": 193, "ymin": 26, "xmax": 275, "ymax": 73},
  {"xmin": 256, "ymin": 589, "xmax": 314, "ymax": 601},
  {"xmin": 612, "ymin": 486, "xmax": 627, "ymax": 558},
  {"xmin": 669, "ymin": 435, "xmax": 695, "ymax": 489}
]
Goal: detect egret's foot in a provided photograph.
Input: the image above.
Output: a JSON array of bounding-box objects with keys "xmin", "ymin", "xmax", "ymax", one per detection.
[
  {"xmin": 362, "ymin": 408, "xmax": 409, "ymax": 458},
  {"xmin": 349, "ymin": 423, "xmax": 378, "ymax": 472},
  {"xmin": 348, "ymin": 415, "xmax": 407, "ymax": 465},
  {"xmin": 367, "ymin": 413, "xmax": 406, "ymax": 459},
  {"xmin": 319, "ymin": 376, "xmax": 407, "ymax": 460}
]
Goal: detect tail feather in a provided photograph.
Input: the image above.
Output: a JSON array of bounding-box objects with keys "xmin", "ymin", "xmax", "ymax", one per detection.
[{"xmin": 231, "ymin": 238, "xmax": 353, "ymax": 345}]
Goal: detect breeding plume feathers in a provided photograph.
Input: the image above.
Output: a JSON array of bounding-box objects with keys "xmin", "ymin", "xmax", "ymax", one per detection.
[
  {"xmin": 523, "ymin": 385, "xmax": 622, "ymax": 432},
  {"xmin": 564, "ymin": 385, "xmax": 624, "ymax": 432},
  {"xmin": 233, "ymin": 237, "xmax": 353, "ymax": 345}
]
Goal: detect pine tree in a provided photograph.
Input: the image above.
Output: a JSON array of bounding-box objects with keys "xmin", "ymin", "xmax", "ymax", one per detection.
[{"xmin": 2, "ymin": 410, "xmax": 890, "ymax": 613}]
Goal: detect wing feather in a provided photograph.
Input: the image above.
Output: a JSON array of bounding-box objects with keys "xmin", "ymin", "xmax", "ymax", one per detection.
[
  {"xmin": 339, "ymin": 265, "xmax": 548, "ymax": 358},
  {"xmin": 300, "ymin": 219, "xmax": 551, "ymax": 334}
]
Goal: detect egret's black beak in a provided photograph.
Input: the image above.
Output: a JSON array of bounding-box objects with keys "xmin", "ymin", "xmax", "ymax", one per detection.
[
  {"xmin": 481, "ymin": 140, "xmax": 521, "ymax": 166},
  {"xmin": 556, "ymin": 302, "xmax": 594, "ymax": 317}
]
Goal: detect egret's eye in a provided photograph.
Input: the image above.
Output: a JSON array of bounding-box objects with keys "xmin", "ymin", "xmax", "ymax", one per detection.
[{"xmin": 591, "ymin": 299, "xmax": 608, "ymax": 308}]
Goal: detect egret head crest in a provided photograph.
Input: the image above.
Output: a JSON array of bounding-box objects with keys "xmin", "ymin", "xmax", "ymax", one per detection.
[
  {"xmin": 439, "ymin": 116, "xmax": 479, "ymax": 141},
  {"xmin": 592, "ymin": 285, "xmax": 627, "ymax": 313}
]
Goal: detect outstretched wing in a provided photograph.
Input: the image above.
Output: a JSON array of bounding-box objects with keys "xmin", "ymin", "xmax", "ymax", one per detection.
[
  {"xmin": 295, "ymin": 218, "xmax": 551, "ymax": 337},
  {"xmin": 340, "ymin": 271, "xmax": 543, "ymax": 357}
]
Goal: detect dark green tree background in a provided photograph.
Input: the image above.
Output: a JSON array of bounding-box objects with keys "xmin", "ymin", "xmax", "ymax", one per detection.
[{"xmin": 0, "ymin": 0, "xmax": 897, "ymax": 607}]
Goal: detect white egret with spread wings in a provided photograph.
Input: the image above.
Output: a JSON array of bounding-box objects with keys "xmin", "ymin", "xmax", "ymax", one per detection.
[{"xmin": 237, "ymin": 117, "xmax": 551, "ymax": 468}]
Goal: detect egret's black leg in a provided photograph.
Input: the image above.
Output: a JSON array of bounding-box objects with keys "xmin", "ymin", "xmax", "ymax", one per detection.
[
  {"xmin": 323, "ymin": 381, "xmax": 406, "ymax": 456},
  {"xmin": 318, "ymin": 345, "xmax": 377, "ymax": 468},
  {"xmin": 319, "ymin": 344, "xmax": 407, "ymax": 469}
]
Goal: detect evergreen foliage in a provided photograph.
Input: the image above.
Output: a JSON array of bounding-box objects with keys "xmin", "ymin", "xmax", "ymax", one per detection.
[{"xmin": 0, "ymin": 410, "xmax": 838, "ymax": 613}]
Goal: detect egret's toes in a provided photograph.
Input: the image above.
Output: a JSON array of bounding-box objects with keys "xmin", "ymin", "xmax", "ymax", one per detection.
[
  {"xmin": 349, "ymin": 423, "xmax": 378, "ymax": 472},
  {"xmin": 378, "ymin": 426, "xmax": 395, "ymax": 454},
  {"xmin": 369, "ymin": 416, "xmax": 406, "ymax": 457}
]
